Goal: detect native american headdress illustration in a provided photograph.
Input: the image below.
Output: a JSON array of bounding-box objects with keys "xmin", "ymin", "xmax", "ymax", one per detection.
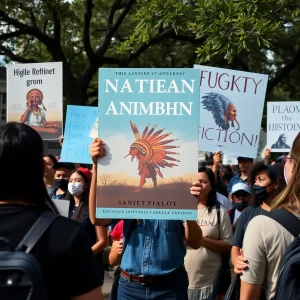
[
  {"xmin": 201, "ymin": 92, "xmax": 240, "ymax": 130},
  {"xmin": 124, "ymin": 121, "xmax": 180, "ymax": 178}
]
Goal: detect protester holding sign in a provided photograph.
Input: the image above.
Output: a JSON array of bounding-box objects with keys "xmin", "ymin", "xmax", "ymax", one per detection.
[{"xmin": 89, "ymin": 138, "xmax": 202, "ymax": 300}]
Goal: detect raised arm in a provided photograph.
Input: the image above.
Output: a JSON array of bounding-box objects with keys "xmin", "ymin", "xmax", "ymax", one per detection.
[{"xmin": 89, "ymin": 138, "xmax": 111, "ymax": 226}]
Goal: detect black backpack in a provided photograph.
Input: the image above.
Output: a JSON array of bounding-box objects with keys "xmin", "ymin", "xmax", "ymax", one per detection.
[
  {"xmin": 0, "ymin": 211, "xmax": 58, "ymax": 300},
  {"xmin": 267, "ymin": 208, "xmax": 300, "ymax": 300}
]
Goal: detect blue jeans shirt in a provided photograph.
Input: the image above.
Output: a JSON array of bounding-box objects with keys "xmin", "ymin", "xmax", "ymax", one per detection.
[{"xmin": 120, "ymin": 219, "xmax": 186, "ymax": 276}]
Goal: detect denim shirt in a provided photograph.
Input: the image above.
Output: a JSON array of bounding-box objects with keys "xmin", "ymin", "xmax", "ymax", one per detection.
[{"xmin": 120, "ymin": 219, "xmax": 186, "ymax": 276}]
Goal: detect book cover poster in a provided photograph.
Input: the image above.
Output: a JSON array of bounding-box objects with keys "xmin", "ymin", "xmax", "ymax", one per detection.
[
  {"xmin": 195, "ymin": 65, "xmax": 268, "ymax": 158},
  {"xmin": 7, "ymin": 62, "xmax": 63, "ymax": 140},
  {"xmin": 267, "ymin": 102, "xmax": 300, "ymax": 152},
  {"xmin": 97, "ymin": 68, "xmax": 200, "ymax": 220}
]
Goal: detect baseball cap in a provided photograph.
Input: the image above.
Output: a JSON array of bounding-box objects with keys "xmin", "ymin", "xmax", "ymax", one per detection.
[
  {"xmin": 237, "ymin": 157, "xmax": 253, "ymax": 162},
  {"xmin": 231, "ymin": 183, "xmax": 251, "ymax": 195},
  {"xmin": 77, "ymin": 167, "xmax": 92, "ymax": 183},
  {"xmin": 53, "ymin": 162, "xmax": 76, "ymax": 170}
]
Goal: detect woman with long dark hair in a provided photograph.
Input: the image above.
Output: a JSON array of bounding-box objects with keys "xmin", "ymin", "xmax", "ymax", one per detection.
[
  {"xmin": 231, "ymin": 162, "xmax": 286, "ymax": 274},
  {"xmin": 0, "ymin": 122, "xmax": 103, "ymax": 299},
  {"xmin": 65, "ymin": 167, "xmax": 108, "ymax": 299},
  {"xmin": 185, "ymin": 167, "xmax": 232, "ymax": 300}
]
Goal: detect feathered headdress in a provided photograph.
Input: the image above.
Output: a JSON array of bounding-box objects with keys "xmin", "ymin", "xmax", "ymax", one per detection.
[
  {"xmin": 125, "ymin": 121, "xmax": 180, "ymax": 178},
  {"xmin": 201, "ymin": 92, "xmax": 232, "ymax": 130}
]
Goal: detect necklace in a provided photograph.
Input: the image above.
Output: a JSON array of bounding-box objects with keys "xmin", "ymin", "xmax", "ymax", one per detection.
[{"xmin": 32, "ymin": 108, "xmax": 42, "ymax": 120}]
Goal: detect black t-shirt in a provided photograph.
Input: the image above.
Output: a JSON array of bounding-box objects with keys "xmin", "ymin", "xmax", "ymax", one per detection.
[
  {"xmin": 0, "ymin": 204, "xmax": 101, "ymax": 299},
  {"xmin": 230, "ymin": 206, "xmax": 269, "ymax": 248}
]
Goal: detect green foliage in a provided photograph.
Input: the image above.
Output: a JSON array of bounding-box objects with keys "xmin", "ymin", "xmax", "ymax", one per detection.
[{"xmin": 1, "ymin": 0, "xmax": 300, "ymax": 106}]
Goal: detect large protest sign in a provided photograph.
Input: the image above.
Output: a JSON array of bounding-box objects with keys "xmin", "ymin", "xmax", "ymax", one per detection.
[
  {"xmin": 6, "ymin": 62, "xmax": 63, "ymax": 140},
  {"xmin": 195, "ymin": 65, "xmax": 268, "ymax": 158},
  {"xmin": 267, "ymin": 101, "xmax": 300, "ymax": 152},
  {"xmin": 60, "ymin": 105, "xmax": 98, "ymax": 164},
  {"xmin": 96, "ymin": 68, "xmax": 200, "ymax": 220}
]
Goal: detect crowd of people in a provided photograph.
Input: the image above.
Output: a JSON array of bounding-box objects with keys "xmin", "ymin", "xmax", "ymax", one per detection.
[{"xmin": 0, "ymin": 121, "xmax": 299, "ymax": 300}]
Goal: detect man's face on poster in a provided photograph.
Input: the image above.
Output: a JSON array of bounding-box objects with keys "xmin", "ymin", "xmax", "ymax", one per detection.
[{"xmin": 280, "ymin": 134, "xmax": 287, "ymax": 144}]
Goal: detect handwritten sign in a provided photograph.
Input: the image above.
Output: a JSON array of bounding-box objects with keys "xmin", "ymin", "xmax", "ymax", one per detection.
[
  {"xmin": 60, "ymin": 105, "xmax": 98, "ymax": 164},
  {"xmin": 223, "ymin": 154, "xmax": 238, "ymax": 165}
]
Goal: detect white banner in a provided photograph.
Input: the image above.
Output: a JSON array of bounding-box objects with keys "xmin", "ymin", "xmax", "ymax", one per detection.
[{"xmin": 195, "ymin": 65, "xmax": 268, "ymax": 158}]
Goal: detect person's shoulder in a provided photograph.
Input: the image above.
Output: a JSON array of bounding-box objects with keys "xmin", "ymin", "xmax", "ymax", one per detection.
[
  {"xmin": 217, "ymin": 192, "xmax": 227, "ymax": 201},
  {"xmin": 47, "ymin": 216, "xmax": 85, "ymax": 250}
]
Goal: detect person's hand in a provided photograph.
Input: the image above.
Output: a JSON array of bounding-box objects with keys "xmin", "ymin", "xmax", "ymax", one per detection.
[
  {"xmin": 264, "ymin": 148, "xmax": 271, "ymax": 159},
  {"xmin": 89, "ymin": 138, "xmax": 106, "ymax": 164},
  {"xmin": 116, "ymin": 240, "xmax": 123, "ymax": 255},
  {"xmin": 213, "ymin": 150, "xmax": 221, "ymax": 165},
  {"xmin": 190, "ymin": 181, "xmax": 203, "ymax": 198},
  {"xmin": 48, "ymin": 128, "xmax": 58, "ymax": 134},
  {"xmin": 234, "ymin": 249, "xmax": 248, "ymax": 274},
  {"xmin": 58, "ymin": 135, "xmax": 64, "ymax": 147}
]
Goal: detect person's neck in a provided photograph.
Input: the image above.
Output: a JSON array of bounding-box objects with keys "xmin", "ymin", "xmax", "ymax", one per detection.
[
  {"xmin": 261, "ymin": 195, "xmax": 274, "ymax": 211},
  {"xmin": 240, "ymin": 171, "xmax": 248, "ymax": 180},
  {"xmin": 31, "ymin": 106, "xmax": 39, "ymax": 112},
  {"xmin": 74, "ymin": 196, "xmax": 81, "ymax": 207},
  {"xmin": 198, "ymin": 196, "xmax": 208, "ymax": 208},
  {"xmin": 44, "ymin": 176, "xmax": 55, "ymax": 188}
]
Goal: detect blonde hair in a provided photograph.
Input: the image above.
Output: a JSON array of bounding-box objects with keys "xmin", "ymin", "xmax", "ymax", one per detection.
[{"xmin": 271, "ymin": 132, "xmax": 300, "ymax": 213}]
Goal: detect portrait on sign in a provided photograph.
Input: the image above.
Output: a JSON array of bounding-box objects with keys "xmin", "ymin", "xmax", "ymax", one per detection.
[{"xmin": 6, "ymin": 62, "xmax": 63, "ymax": 140}]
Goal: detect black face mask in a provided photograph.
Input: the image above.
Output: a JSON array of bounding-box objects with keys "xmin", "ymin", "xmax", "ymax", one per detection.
[
  {"xmin": 252, "ymin": 185, "xmax": 270, "ymax": 202},
  {"xmin": 55, "ymin": 179, "xmax": 68, "ymax": 191},
  {"xmin": 233, "ymin": 201, "xmax": 248, "ymax": 211}
]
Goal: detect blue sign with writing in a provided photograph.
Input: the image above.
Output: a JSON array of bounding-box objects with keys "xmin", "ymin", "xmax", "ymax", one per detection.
[{"xmin": 60, "ymin": 105, "xmax": 98, "ymax": 164}]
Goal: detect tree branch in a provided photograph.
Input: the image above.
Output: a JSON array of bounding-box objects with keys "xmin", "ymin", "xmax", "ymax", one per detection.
[
  {"xmin": 103, "ymin": 29, "xmax": 206, "ymax": 66},
  {"xmin": 0, "ymin": 29, "xmax": 28, "ymax": 40},
  {"xmin": 53, "ymin": 11, "xmax": 61, "ymax": 43},
  {"xmin": 0, "ymin": 44, "xmax": 38, "ymax": 63},
  {"xmin": 95, "ymin": 0, "xmax": 135, "ymax": 57},
  {"xmin": 107, "ymin": 0, "xmax": 124, "ymax": 29},
  {"xmin": 267, "ymin": 49, "xmax": 300, "ymax": 94},
  {"xmin": 83, "ymin": 0, "xmax": 95, "ymax": 61}
]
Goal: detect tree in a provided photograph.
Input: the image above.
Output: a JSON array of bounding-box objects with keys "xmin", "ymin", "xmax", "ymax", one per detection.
[{"xmin": 1, "ymin": 0, "xmax": 300, "ymax": 107}]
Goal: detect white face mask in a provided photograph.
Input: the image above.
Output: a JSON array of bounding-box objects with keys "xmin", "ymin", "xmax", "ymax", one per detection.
[{"xmin": 68, "ymin": 182, "xmax": 84, "ymax": 196}]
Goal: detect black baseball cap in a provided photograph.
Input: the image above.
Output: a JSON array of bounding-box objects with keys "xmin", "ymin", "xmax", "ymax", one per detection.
[
  {"xmin": 237, "ymin": 157, "xmax": 253, "ymax": 162},
  {"xmin": 53, "ymin": 162, "xmax": 75, "ymax": 170}
]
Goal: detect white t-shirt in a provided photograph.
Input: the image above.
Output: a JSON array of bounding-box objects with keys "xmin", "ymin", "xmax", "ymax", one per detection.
[
  {"xmin": 185, "ymin": 206, "xmax": 232, "ymax": 290},
  {"xmin": 241, "ymin": 215, "xmax": 296, "ymax": 299},
  {"xmin": 233, "ymin": 209, "xmax": 242, "ymax": 223},
  {"xmin": 217, "ymin": 192, "xmax": 232, "ymax": 211}
]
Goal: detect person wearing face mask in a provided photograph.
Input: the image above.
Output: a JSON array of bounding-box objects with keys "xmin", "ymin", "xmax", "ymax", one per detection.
[
  {"xmin": 230, "ymin": 162, "xmax": 286, "ymax": 276},
  {"xmin": 65, "ymin": 167, "xmax": 108, "ymax": 300},
  {"xmin": 240, "ymin": 133, "xmax": 300, "ymax": 300},
  {"xmin": 229, "ymin": 183, "xmax": 250, "ymax": 232},
  {"xmin": 50, "ymin": 162, "xmax": 75, "ymax": 200}
]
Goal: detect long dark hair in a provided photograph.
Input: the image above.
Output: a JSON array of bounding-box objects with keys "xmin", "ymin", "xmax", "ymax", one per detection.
[
  {"xmin": 198, "ymin": 166, "xmax": 217, "ymax": 213},
  {"xmin": 65, "ymin": 169, "xmax": 90, "ymax": 222},
  {"xmin": 0, "ymin": 122, "xmax": 58, "ymax": 213},
  {"xmin": 248, "ymin": 161, "xmax": 286, "ymax": 207}
]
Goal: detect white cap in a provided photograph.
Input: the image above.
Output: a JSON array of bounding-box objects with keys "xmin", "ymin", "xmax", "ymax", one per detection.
[{"xmin": 231, "ymin": 183, "xmax": 251, "ymax": 195}]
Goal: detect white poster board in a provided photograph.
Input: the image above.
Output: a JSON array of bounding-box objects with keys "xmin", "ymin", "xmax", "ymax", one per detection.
[
  {"xmin": 223, "ymin": 155, "xmax": 238, "ymax": 165},
  {"xmin": 6, "ymin": 62, "xmax": 63, "ymax": 140},
  {"xmin": 53, "ymin": 199, "xmax": 70, "ymax": 218},
  {"xmin": 267, "ymin": 102, "xmax": 300, "ymax": 152},
  {"xmin": 195, "ymin": 65, "xmax": 268, "ymax": 158}
]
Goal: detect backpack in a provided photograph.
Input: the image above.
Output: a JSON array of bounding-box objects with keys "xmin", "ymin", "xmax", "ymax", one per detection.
[
  {"xmin": 266, "ymin": 208, "xmax": 300, "ymax": 300},
  {"xmin": 0, "ymin": 211, "xmax": 58, "ymax": 300}
]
